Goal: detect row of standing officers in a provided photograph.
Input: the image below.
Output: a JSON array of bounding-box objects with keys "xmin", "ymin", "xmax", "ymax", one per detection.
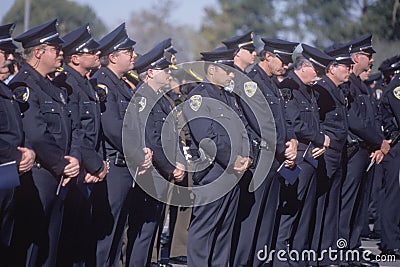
[{"xmin": 0, "ymin": 18, "xmax": 399, "ymax": 267}]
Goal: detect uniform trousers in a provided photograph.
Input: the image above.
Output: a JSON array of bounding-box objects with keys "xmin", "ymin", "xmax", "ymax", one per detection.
[
  {"xmin": 381, "ymin": 144, "xmax": 400, "ymax": 250},
  {"xmin": 91, "ymin": 161, "xmax": 132, "ymax": 267},
  {"xmin": 274, "ymin": 157, "xmax": 317, "ymax": 267},
  {"xmin": 339, "ymin": 147, "xmax": 369, "ymax": 250},
  {"xmin": 12, "ymin": 168, "xmax": 64, "ymax": 267}
]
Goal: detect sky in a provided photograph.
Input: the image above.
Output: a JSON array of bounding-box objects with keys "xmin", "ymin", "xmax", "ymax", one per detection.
[{"xmin": 0, "ymin": 0, "xmax": 218, "ymax": 30}]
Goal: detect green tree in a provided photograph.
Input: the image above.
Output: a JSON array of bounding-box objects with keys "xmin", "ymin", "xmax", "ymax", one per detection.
[
  {"xmin": 361, "ymin": 0, "xmax": 400, "ymax": 41},
  {"xmin": 200, "ymin": 0, "xmax": 283, "ymax": 50},
  {"xmin": 2, "ymin": 0, "xmax": 107, "ymax": 40},
  {"xmin": 127, "ymin": 0, "xmax": 202, "ymax": 61}
]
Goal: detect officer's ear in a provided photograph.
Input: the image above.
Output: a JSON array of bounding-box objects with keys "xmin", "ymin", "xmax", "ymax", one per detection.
[
  {"xmin": 34, "ymin": 47, "xmax": 45, "ymax": 59},
  {"xmin": 71, "ymin": 54, "xmax": 80, "ymax": 65},
  {"xmin": 109, "ymin": 52, "xmax": 118, "ymax": 64},
  {"xmin": 147, "ymin": 68, "xmax": 154, "ymax": 79},
  {"xmin": 207, "ymin": 64, "xmax": 215, "ymax": 76}
]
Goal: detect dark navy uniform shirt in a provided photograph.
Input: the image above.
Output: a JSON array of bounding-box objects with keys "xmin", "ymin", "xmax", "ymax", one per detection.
[
  {"xmin": 9, "ymin": 64, "xmax": 76, "ymax": 176},
  {"xmin": 284, "ymin": 71, "xmax": 325, "ymax": 152},
  {"xmin": 380, "ymin": 73, "xmax": 400, "ymax": 140},
  {"xmin": 183, "ymin": 82, "xmax": 250, "ymax": 178},
  {"xmin": 313, "ymin": 75, "xmax": 349, "ymax": 151},
  {"xmin": 0, "ymin": 81, "xmax": 24, "ymax": 164},
  {"xmin": 134, "ymin": 83, "xmax": 184, "ymax": 177},
  {"xmin": 90, "ymin": 66, "xmax": 141, "ymax": 161},
  {"xmin": 344, "ymin": 73, "xmax": 383, "ymax": 149},
  {"xmin": 54, "ymin": 65, "xmax": 104, "ymax": 174},
  {"xmin": 247, "ymin": 64, "xmax": 294, "ymax": 159}
]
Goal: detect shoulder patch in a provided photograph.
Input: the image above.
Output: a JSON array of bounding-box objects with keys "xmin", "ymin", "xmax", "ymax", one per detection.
[
  {"xmin": 393, "ymin": 86, "xmax": 400, "ymax": 100},
  {"xmin": 224, "ymin": 80, "xmax": 234, "ymax": 93},
  {"xmin": 244, "ymin": 81, "xmax": 257, "ymax": 97},
  {"xmin": 189, "ymin": 95, "xmax": 202, "ymax": 111},
  {"xmin": 138, "ymin": 96, "xmax": 146, "ymax": 112},
  {"xmin": 13, "ymin": 86, "xmax": 30, "ymax": 103},
  {"xmin": 95, "ymin": 83, "xmax": 108, "ymax": 102}
]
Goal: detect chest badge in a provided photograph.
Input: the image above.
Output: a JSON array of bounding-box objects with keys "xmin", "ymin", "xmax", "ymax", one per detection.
[
  {"xmin": 393, "ymin": 86, "xmax": 400, "ymax": 100},
  {"xmin": 138, "ymin": 97, "xmax": 146, "ymax": 112},
  {"xmin": 244, "ymin": 81, "xmax": 257, "ymax": 98},
  {"xmin": 224, "ymin": 80, "xmax": 234, "ymax": 93},
  {"xmin": 95, "ymin": 84, "xmax": 108, "ymax": 102},
  {"xmin": 189, "ymin": 95, "xmax": 202, "ymax": 111}
]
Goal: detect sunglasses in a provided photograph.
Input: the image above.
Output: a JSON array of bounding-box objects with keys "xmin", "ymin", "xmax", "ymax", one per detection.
[
  {"xmin": 358, "ymin": 52, "xmax": 373, "ymax": 60},
  {"xmin": 0, "ymin": 50, "xmax": 14, "ymax": 58}
]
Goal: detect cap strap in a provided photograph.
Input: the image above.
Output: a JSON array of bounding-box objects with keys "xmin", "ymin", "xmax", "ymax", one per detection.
[
  {"xmin": 40, "ymin": 33, "xmax": 59, "ymax": 44},
  {"xmin": 0, "ymin": 37, "xmax": 13, "ymax": 43},
  {"xmin": 214, "ymin": 59, "xmax": 234, "ymax": 64},
  {"xmin": 358, "ymin": 45, "xmax": 372, "ymax": 52},
  {"xmin": 238, "ymin": 40, "xmax": 254, "ymax": 48},
  {"xmin": 309, "ymin": 57, "xmax": 326, "ymax": 68},
  {"xmin": 335, "ymin": 56, "xmax": 351, "ymax": 61},
  {"xmin": 150, "ymin": 56, "xmax": 167, "ymax": 67},
  {"xmin": 76, "ymin": 37, "xmax": 93, "ymax": 51},
  {"xmin": 113, "ymin": 37, "xmax": 129, "ymax": 50},
  {"xmin": 273, "ymin": 49, "xmax": 292, "ymax": 55}
]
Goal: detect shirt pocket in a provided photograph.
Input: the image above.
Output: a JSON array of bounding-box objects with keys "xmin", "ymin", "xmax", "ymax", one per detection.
[
  {"xmin": 298, "ymin": 101, "xmax": 314, "ymax": 127},
  {"xmin": 265, "ymin": 93, "xmax": 281, "ymax": 123},
  {"xmin": 0, "ymin": 102, "xmax": 10, "ymax": 132},
  {"xmin": 41, "ymin": 102, "xmax": 62, "ymax": 134},
  {"xmin": 119, "ymin": 99, "xmax": 130, "ymax": 118}
]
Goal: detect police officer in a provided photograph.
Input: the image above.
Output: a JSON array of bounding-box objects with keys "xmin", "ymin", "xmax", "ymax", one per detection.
[
  {"xmin": 379, "ymin": 57, "xmax": 400, "ymax": 259},
  {"xmin": 183, "ymin": 47, "xmax": 252, "ymax": 266},
  {"xmin": 10, "ymin": 19, "xmax": 80, "ymax": 267},
  {"xmin": 126, "ymin": 42, "xmax": 185, "ymax": 267},
  {"xmin": 277, "ymin": 44, "xmax": 332, "ymax": 267},
  {"xmin": 310, "ymin": 43, "xmax": 352, "ymax": 267},
  {"xmin": 53, "ymin": 24, "xmax": 105, "ymax": 266},
  {"xmin": 339, "ymin": 35, "xmax": 389, "ymax": 263},
  {"xmin": 232, "ymin": 37, "xmax": 299, "ymax": 267},
  {"xmin": 0, "ymin": 23, "xmax": 36, "ymax": 266},
  {"xmin": 90, "ymin": 23, "xmax": 152, "ymax": 266}
]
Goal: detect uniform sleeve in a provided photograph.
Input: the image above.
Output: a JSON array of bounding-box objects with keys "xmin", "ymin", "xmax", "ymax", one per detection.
[
  {"xmin": 68, "ymin": 89, "xmax": 82, "ymax": 163},
  {"xmin": 347, "ymin": 93, "xmax": 382, "ymax": 148},
  {"xmin": 380, "ymin": 92, "xmax": 398, "ymax": 139},
  {"xmin": 123, "ymin": 98, "xmax": 146, "ymax": 168},
  {"xmin": 19, "ymin": 93, "xmax": 68, "ymax": 176},
  {"xmin": 183, "ymin": 100, "xmax": 235, "ymax": 169},
  {"xmin": 100, "ymin": 89, "xmax": 124, "ymax": 153},
  {"xmin": 0, "ymin": 139, "xmax": 22, "ymax": 165}
]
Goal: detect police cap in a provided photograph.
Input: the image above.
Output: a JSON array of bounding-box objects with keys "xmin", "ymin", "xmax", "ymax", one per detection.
[
  {"xmin": 222, "ymin": 31, "xmax": 255, "ymax": 52},
  {"xmin": 301, "ymin": 44, "xmax": 335, "ymax": 72},
  {"xmin": 378, "ymin": 54, "xmax": 400, "ymax": 73},
  {"xmin": 98, "ymin": 23, "xmax": 136, "ymax": 55},
  {"xmin": 14, "ymin": 19, "xmax": 63, "ymax": 48},
  {"xmin": 348, "ymin": 34, "xmax": 376, "ymax": 54},
  {"xmin": 200, "ymin": 46, "xmax": 235, "ymax": 67},
  {"xmin": 324, "ymin": 42, "xmax": 353, "ymax": 65},
  {"xmin": 62, "ymin": 24, "xmax": 100, "ymax": 56},
  {"xmin": 261, "ymin": 38, "xmax": 299, "ymax": 65},
  {"xmin": 134, "ymin": 43, "xmax": 172, "ymax": 74},
  {"xmin": 0, "ymin": 23, "xmax": 17, "ymax": 51}
]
